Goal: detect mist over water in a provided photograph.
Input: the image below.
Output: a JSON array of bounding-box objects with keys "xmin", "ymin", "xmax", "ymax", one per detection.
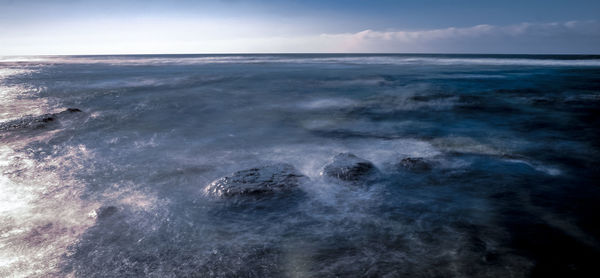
[{"xmin": 1, "ymin": 54, "xmax": 599, "ymax": 277}]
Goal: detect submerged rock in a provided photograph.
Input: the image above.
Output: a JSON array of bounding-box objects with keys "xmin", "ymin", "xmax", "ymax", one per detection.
[
  {"xmin": 204, "ymin": 163, "xmax": 306, "ymax": 198},
  {"xmin": 96, "ymin": 206, "xmax": 119, "ymax": 220},
  {"xmin": 321, "ymin": 153, "xmax": 378, "ymax": 182},
  {"xmin": 0, "ymin": 108, "xmax": 83, "ymax": 131},
  {"xmin": 398, "ymin": 157, "xmax": 432, "ymax": 172}
]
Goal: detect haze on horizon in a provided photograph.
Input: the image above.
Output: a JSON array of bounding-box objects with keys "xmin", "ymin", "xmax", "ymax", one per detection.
[{"xmin": 1, "ymin": 0, "xmax": 599, "ymax": 55}]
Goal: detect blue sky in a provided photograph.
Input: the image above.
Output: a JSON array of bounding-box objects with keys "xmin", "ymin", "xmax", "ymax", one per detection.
[{"xmin": 1, "ymin": 0, "xmax": 599, "ymax": 54}]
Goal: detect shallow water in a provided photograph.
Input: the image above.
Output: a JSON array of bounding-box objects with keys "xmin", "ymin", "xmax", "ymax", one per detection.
[{"xmin": 1, "ymin": 54, "xmax": 599, "ymax": 277}]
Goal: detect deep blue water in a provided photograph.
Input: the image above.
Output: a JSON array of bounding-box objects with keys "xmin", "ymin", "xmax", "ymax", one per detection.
[{"xmin": 1, "ymin": 54, "xmax": 599, "ymax": 277}]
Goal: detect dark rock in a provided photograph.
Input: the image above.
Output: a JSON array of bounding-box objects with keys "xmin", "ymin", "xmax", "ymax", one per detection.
[
  {"xmin": 65, "ymin": 108, "xmax": 82, "ymax": 113},
  {"xmin": 55, "ymin": 108, "xmax": 83, "ymax": 117},
  {"xmin": 97, "ymin": 206, "xmax": 119, "ymax": 220},
  {"xmin": 321, "ymin": 153, "xmax": 378, "ymax": 182},
  {"xmin": 0, "ymin": 108, "xmax": 83, "ymax": 132},
  {"xmin": 204, "ymin": 163, "xmax": 306, "ymax": 198},
  {"xmin": 1, "ymin": 115, "xmax": 48, "ymax": 131},
  {"xmin": 398, "ymin": 157, "xmax": 432, "ymax": 172},
  {"xmin": 41, "ymin": 116, "xmax": 55, "ymax": 123}
]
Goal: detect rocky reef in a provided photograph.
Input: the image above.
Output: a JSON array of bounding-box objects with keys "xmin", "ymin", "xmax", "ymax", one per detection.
[
  {"xmin": 321, "ymin": 153, "xmax": 379, "ymax": 183},
  {"xmin": 0, "ymin": 108, "xmax": 83, "ymax": 131},
  {"xmin": 203, "ymin": 163, "xmax": 307, "ymax": 198}
]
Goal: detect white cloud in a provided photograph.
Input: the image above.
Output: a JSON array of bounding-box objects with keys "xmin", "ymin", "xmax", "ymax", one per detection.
[
  {"xmin": 317, "ymin": 21, "xmax": 600, "ymax": 53},
  {"xmin": 0, "ymin": 20, "xmax": 598, "ymax": 55}
]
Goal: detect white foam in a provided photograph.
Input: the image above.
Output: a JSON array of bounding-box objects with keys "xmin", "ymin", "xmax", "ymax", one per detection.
[
  {"xmin": 0, "ymin": 68, "xmax": 49, "ymax": 124},
  {"xmin": 304, "ymin": 56, "xmax": 600, "ymax": 67},
  {"xmin": 431, "ymin": 136, "xmax": 508, "ymax": 156},
  {"xmin": 504, "ymin": 158, "xmax": 562, "ymax": 176},
  {"xmin": 297, "ymin": 98, "xmax": 357, "ymax": 109},
  {"xmin": 260, "ymin": 138, "xmax": 440, "ymax": 179},
  {"xmin": 0, "ymin": 144, "xmax": 98, "ymax": 278}
]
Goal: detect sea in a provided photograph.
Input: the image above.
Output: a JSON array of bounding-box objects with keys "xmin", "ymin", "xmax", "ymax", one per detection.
[{"xmin": 1, "ymin": 54, "xmax": 599, "ymax": 277}]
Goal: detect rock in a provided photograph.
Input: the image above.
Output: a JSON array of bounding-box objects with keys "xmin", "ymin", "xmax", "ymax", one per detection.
[
  {"xmin": 204, "ymin": 163, "xmax": 306, "ymax": 198},
  {"xmin": 96, "ymin": 206, "xmax": 118, "ymax": 220},
  {"xmin": 65, "ymin": 108, "xmax": 82, "ymax": 113},
  {"xmin": 398, "ymin": 157, "xmax": 432, "ymax": 172},
  {"xmin": 0, "ymin": 115, "xmax": 54, "ymax": 131},
  {"xmin": 321, "ymin": 153, "xmax": 378, "ymax": 182},
  {"xmin": 54, "ymin": 107, "xmax": 83, "ymax": 118},
  {"xmin": 41, "ymin": 116, "xmax": 56, "ymax": 123},
  {"xmin": 0, "ymin": 108, "xmax": 83, "ymax": 131}
]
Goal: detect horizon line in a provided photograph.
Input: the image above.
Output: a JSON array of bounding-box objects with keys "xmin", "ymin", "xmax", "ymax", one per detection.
[{"xmin": 3, "ymin": 52, "xmax": 600, "ymax": 57}]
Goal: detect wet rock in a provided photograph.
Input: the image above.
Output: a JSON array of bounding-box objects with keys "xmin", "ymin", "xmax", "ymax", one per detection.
[
  {"xmin": 204, "ymin": 163, "xmax": 307, "ymax": 198},
  {"xmin": 0, "ymin": 115, "xmax": 54, "ymax": 131},
  {"xmin": 398, "ymin": 157, "xmax": 432, "ymax": 172},
  {"xmin": 97, "ymin": 206, "xmax": 119, "ymax": 220},
  {"xmin": 41, "ymin": 116, "xmax": 56, "ymax": 123},
  {"xmin": 321, "ymin": 153, "xmax": 378, "ymax": 182},
  {"xmin": 65, "ymin": 108, "xmax": 82, "ymax": 113},
  {"xmin": 0, "ymin": 108, "xmax": 83, "ymax": 131}
]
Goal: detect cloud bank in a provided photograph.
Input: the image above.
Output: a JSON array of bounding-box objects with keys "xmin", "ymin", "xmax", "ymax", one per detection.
[
  {"xmin": 316, "ymin": 21, "xmax": 600, "ymax": 53},
  {"xmin": 1, "ymin": 20, "xmax": 599, "ymax": 55}
]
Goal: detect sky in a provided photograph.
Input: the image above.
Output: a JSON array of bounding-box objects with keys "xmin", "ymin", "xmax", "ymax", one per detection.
[{"xmin": 0, "ymin": 0, "xmax": 599, "ymax": 55}]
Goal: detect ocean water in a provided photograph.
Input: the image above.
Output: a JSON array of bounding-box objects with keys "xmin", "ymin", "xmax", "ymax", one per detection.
[{"xmin": 1, "ymin": 54, "xmax": 599, "ymax": 277}]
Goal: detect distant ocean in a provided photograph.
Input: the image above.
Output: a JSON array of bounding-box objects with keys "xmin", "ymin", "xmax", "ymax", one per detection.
[{"xmin": 1, "ymin": 54, "xmax": 599, "ymax": 277}]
